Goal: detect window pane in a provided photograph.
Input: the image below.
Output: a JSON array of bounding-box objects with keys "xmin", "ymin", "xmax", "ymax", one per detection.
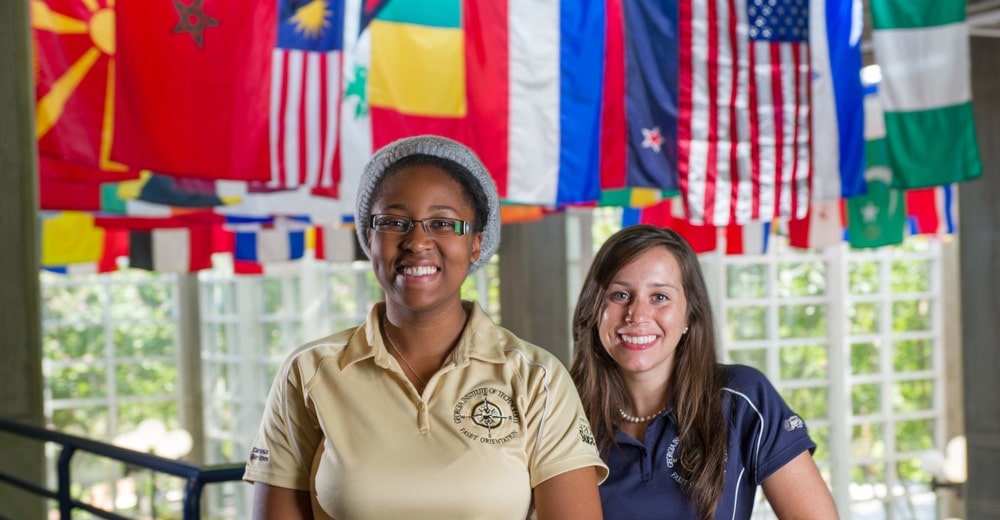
[
  {"xmin": 726, "ymin": 306, "xmax": 768, "ymax": 341},
  {"xmin": 44, "ymin": 325, "xmax": 105, "ymax": 359},
  {"xmin": 891, "ymin": 259, "xmax": 932, "ymax": 292},
  {"xmin": 785, "ymin": 387, "xmax": 828, "ymax": 418},
  {"xmin": 848, "ymin": 261, "xmax": 880, "ymax": 295},
  {"xmin": 777, "ymin": 260, "xmax": 826, "ymax": 297},
  {"xmin": 851, "ymin": 342, "xmax": 881, "ymax": 375},
  {"xmin": 893, "ymin": 339, "xmax": 933, "ymax": 372},
  {"xmin": 895, "ymin": 419, "xmax": 936, "ymax": 453},
  {"xmin": 49, "ymin": 364, "xmax": 108, "ymax": 399},
  {"xmin": 41, "ymin": 280, "xmax": 106, "ymax": 322},
  {"xmin": 726, "ymin": 349, "xmax": 766, "ymax": 372},
  {"xmin": 113, "ymin": 323, "xmax": 175, "ymax": 357},
  {"xmin": 848, "ymin": 302, "xmax": 880, "ymax": 334},
  {"xmin": 52, "ymin": 406, "xmax": 110, "ymax": 437},
  {"xmin": 892, "ymin": 299, "xmax": 932, "ymax": 331},
  {"xmin": 778, "ymin": 304, "xmax": 826, "ymax": 338},
  {"xmin": 780, "ymin": 344, "xmax": 828, "ymax": 380},
  {"xmin": 726, "ymin": 264, "xmax": 767, "ymax": 298},
  {"xmin": 852, "ymin": 383, "xmax": 881, "ymax": 416},
  {"xmin": 893, "ymin": 379, "xmax": 934, "ymax": 413},
  {"xmin": 115, "ymin": 361, "xmax": 178, "ymax": 397},
  {"xmin": 852, "ymin": 423, "xmax": 884, "ymax": 459}
]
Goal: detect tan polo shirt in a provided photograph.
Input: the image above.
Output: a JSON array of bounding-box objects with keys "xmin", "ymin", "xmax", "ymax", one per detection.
[{"xmin": 244, "ymin": 301, "xmax": 607, "ymax": 519}]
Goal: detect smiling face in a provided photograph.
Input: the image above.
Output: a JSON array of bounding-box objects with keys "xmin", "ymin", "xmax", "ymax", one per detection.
[
  {"xmin": 597, "ymin": 246, "xmax": 689, "ymax": 381},
  {"xmin": 366, "ymin": 164, "xmax": 483, "ymax": 318}
]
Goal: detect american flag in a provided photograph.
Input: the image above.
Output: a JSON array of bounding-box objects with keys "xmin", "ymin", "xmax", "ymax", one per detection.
[
  {"xmin": 677, "ymin": 0, "xmax": 812, "ymax": 225},
  {"xmin": 269, "ymin": 0, "xmax": 347, "ymax": 196}
]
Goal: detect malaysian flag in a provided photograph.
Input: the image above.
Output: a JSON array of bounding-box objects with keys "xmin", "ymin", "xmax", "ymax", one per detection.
[
  {"xmin": 269, "ymin": 0, "xmax": 347, "ymax": 196},
  {"xmin": 678, "ymin": 0, "xmax": 812, "ymax": 225}
]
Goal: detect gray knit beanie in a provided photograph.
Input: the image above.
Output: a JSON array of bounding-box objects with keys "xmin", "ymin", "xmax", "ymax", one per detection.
[{"xmin": 355, "ymin": 135, "xmax": 501, "ymax": 274}]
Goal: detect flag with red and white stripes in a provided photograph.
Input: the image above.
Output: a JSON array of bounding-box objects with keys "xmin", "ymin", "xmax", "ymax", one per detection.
[
  {"xmin": 268, "ymin": 0, "xmax": 347, "ymax": 197},
  {"xmin": 677, "ymin": 0, "xmax": 812, "ymax": 225}
]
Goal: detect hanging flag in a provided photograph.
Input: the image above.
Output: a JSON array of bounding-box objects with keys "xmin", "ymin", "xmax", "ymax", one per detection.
[
  {"xmin": 637, "ymin": 198, "xmax": 719, "ymax": 253},
  {"xmin": 231, "ymin": 217, "xmax": 309, "ymax": 264},
  {"xmin": 128, "ymin": 226, "xmax": 215, "ymax": 273},
  {"xmin": 268, "ymin": 0, "xmax": 346, "ymax": 196},
  {"xmin": 314, "ymin": 224, "xmax": 359, "ymax": 262},
  {"xmin": 111, "ymin": 0, "xmax": 276, "ymax": 180},
  {"xmin": 869, "ymin": 0, "xmax": 982, "ymax": 188},
  {"xmin": 677, "ymin": 0, "xmax": 812, "ymax": 226},
  {"xmin": 32, "ymin": 0, "xmax": 135, "ymax": 177},
  {"xmin": 809, "ymin": 0, "xmax": 866, "ymax": 201},
  {"xmin": 41, "ymin": 212, "xmax": 127, "ymax": 274},
  {"xmin": 618, "ymin": 0, "xmax": 681, "ymax": 194},
  {"xmin": 906, "ymin": 185, "xmax": 956, "ymax": 236},
  {"xmin": 360, "ymin": 0, "xmax": 605, "ymax": 207},
  {"xmin": 725, "ymin": 221, "xmax": 770, "ymax": 255},
  {"xmin": 845, "ymin": 85, "xmax": 905, "ymax": 249},
  {"xmin": 787, "ymin": 199, "xmax": 843, "ymax": 250}
]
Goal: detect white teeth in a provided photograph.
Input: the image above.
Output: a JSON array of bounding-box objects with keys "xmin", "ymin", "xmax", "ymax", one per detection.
[
  {"xmin": 402, "ymin": 266, "xmax": 437, "ymax": 276},
  {"xmin": 622, "ymin": 334, "xmax": 656, "ymax": 345}
]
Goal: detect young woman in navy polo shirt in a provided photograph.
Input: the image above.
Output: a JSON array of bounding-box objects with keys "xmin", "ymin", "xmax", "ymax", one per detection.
[{"xmin": 570, "ymin": 225, "xmax": 838, "ymax": 519}]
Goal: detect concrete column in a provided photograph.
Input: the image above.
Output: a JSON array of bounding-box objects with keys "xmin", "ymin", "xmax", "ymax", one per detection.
[
  {"xmin": 0, "ymin": 0, "xmax": 46, "ymax": 516},
  {"xmin": 499, "ymin": 214, "xmax": 574, "ymax": 365},
  {"xmin": 960, "ymin": 35, "xmax": 1000, "ymax": 519}
]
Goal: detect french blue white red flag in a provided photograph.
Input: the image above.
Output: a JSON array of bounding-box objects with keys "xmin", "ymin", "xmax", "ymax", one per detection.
[
  {"xmin": 268, "ymin": 0, "xmax": 347, "ymax": 196},
  {"xmin": 678, "ymin": 0, "xmax": 813, "ymax": 226}
]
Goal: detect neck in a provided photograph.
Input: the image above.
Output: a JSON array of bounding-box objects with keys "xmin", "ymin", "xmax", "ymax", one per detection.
[
  {"xmin": 621, "ymin": 372, "xmax": 671, "ymax": 419},
  {"xmin": 381, "ymin": 303, "xmax": 469, "ymax": 360}
]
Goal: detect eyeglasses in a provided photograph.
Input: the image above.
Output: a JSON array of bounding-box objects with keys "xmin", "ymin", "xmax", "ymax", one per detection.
[{"xmin": 370, "ymin": 214, "xmax": 470, "ymax": 237}]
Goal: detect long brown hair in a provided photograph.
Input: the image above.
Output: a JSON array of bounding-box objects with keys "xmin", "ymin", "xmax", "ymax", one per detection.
[{"xmin": 569, "ymin": 225, "xmax": 727, "ymax": 519}]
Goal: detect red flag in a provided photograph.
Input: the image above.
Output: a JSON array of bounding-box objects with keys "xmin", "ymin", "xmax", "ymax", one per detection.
[
  {"xmin": 32, "ymin": 0, "xmax": 137, "ymax": 179},
  {"xmin": 111, "ymin": 0, "xmax": 276, "ymax": 180}
]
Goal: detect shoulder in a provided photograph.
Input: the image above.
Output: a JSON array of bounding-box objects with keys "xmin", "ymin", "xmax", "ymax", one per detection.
[
  {"xmin": 277, "ymin": 326, "xmax": 360, "ymax": 387},
  {"xmin": 722, "ymin": 363, "xmax": 773, "ymax": 389},
  {"xmin": 720, "ymin": 364, "xmax": 788, "ymax": 413}
]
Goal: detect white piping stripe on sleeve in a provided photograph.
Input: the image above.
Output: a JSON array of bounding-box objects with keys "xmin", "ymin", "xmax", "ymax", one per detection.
[
  {"xmin": 722, "ymin": 387, "xmax": 764, "ymax": 511},
  {"xmin": 506, "ymin": 348, "xmax": 550, "ymax": 452}
]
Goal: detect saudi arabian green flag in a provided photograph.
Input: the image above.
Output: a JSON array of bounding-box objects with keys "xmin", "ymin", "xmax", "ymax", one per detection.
[
  {"xmin": 870, "ymin": 0, "xmax": 982, "ymax": 189},
  {"xmin": 847, "ymin": 85, "xmax": 906, "ymax": 249}
]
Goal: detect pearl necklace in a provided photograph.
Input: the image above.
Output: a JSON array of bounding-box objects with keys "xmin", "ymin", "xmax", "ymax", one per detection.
[{"xmin": 618, "ymin": 406, "xmax": 666, "ymax": 424}]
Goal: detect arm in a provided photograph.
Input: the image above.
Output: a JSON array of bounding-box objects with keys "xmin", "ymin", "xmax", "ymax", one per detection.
[
  {"xmin": 532, "ymin": 466, "xmax": 603, "ymax": 520},
  {"xmin": 761, "ymin": 450, "xmax": 839, "ymax": 519},
  {"xmin": 252, "ymin": 483, "xmax": 312, "ymax": 520}
]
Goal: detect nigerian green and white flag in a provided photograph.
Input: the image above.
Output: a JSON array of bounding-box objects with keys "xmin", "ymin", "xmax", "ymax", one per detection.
[{"xmin": 870, "ymin": 0, "xmax": 982, "ymax": 189}]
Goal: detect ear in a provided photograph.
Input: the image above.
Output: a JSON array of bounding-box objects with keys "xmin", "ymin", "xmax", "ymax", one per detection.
[{"xmin": 469, "ymin": 231, "xmax": 483, "ymax": 265}]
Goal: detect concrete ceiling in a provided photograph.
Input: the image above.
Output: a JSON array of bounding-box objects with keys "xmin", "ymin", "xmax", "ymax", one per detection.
[{"xmin": 860, "ymin": 1, "xmax": 999, "ymax": 65}]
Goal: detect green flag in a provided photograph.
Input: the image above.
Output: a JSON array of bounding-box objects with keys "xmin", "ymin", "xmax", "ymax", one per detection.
[
  {"xmin": 847, "ymin": 86, "xmax": 906, "ymax": 249},
  {"xmin": 870, "ymin": 0, "xmax": 982, "ymax": 188}
]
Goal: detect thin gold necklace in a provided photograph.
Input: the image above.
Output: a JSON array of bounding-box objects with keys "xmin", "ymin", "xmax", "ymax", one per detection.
[{"xmin": 383, "ymin": 324, "xmax": 427, "ymax": 387}]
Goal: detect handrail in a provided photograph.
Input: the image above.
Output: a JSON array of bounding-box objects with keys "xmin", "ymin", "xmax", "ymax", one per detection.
[{"xmin": 0, "ymin": 417, "xmax": 245, "ymax": 519}]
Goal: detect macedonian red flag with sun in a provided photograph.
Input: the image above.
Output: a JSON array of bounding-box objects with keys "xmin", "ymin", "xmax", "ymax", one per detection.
[{"xmin": 32, "ymin": 0, "xmax": 136, "ymax": 181}]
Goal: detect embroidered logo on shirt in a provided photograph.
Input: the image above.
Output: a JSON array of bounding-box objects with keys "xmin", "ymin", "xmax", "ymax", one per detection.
[
  {"xmin": 453, "ymin": 386, "xmax": 520, "ymax": 445},
  {"xmin": 578, "ymin": 418, "xmax": 596, "ymax": 446},
  {"xmin": 249, "ymin": 447, "xmax": 270, "ymax": 464},
  {"xmin": 784, "ymin": 415, "xmax": 805, "ymax": 431}
]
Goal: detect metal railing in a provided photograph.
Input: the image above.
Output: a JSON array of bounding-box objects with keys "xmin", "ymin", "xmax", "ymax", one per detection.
[{"xmin": 0, "ymin": 417, "xmax": 244, "ymax": 519}]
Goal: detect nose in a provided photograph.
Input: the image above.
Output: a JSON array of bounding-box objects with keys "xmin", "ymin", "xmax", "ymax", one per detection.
[
  {"xmin": 400, "ymin": 222, "xmax": 434, "ymax": 251},
  {"xmin": 626, "ymin": 301, "xmax": 649, "ymax": 324}
]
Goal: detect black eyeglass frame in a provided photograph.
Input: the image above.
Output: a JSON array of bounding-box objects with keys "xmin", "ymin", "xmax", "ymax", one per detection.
[{"xmin": 370, "ymin": 214, "xmax": 471, "ymax": 237}]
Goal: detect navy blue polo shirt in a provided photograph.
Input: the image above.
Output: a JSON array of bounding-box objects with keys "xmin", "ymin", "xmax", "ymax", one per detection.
[{"xmin": 599, "ymin": 364, "xmax": 816, "ymax": 519}]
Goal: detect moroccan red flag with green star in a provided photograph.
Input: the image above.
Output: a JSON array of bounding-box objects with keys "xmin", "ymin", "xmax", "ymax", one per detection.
[{"xmin": 111, "ymin": 0, "xmax": 276, "ymax": 181}]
